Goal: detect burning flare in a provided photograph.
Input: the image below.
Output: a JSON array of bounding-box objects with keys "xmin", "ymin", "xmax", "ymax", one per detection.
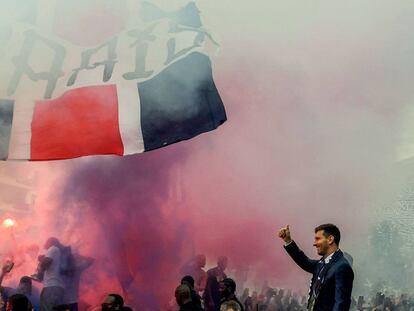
[{"xmin": 2, "ymin": 218, "xmax": 16, "ymax": 228}]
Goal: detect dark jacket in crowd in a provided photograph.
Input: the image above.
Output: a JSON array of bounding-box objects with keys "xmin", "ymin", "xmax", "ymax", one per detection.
[
  {"xmin": 179, "ymin": 301, "xmax": 204, "ymax": 311},
  {"xmin": 191, "ymin": 290, "xmax": 202, "ymax": 309},
  {"xmin": 284, "ymin": 241, "xmax": 354, "ymax": 311},
  {"xmin": 203, "ymin": 267, "xmax": 227, "ymax": 311}
]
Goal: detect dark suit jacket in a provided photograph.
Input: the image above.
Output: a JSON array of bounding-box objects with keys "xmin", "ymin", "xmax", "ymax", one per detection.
[
  {"xmin": 179, "ymin": 301, "xmax": 204, "ymax": 311},
  {"xmin": 284, "ymin": 241, "xmax": 354, "ymax": 311},
  {"xmin": 203, "ymin": 267, "xmax": 227, "ymax": 311}
]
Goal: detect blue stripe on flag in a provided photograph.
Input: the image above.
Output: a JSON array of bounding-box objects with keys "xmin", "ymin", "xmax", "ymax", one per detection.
[{"xmin": 138, "ymin": 52, "xmax": 226, "ymax": 151}]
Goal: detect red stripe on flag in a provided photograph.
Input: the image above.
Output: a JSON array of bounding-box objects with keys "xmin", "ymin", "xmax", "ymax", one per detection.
[{"xmin": 31, "ymin": 85, "xmax": 124, "ymax": 160}]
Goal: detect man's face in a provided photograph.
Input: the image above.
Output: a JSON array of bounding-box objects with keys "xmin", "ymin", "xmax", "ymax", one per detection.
[
  {"xmin": 200, "ymin": 256, "xmax": 206, "ymax": 267},
  {"xmin": 313, "ymin": 230, "xmax": 331, "ymax": 256},
  {"xmin": 102, "ymin": 296, "xmax": 118, "ymax": 311},
  {"xmin": 218, "ymin": 258, "xmax": 227, "ymax": 271},
  {"xmin": 18, "ymin": 281, "xmax": 31, "ymax": 294},
  {"xmin": 196, "ymin": 255, "xmax": 206, "ymax": 268},
  {"xmin": 44, "ymin": 240, "xmax": 51, "ymax": 250},
  {"xmin": 44, "ymin": 238, "xmax": 57, "ymax": 250}
]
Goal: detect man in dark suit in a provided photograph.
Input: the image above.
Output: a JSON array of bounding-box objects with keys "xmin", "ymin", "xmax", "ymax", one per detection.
[
  {"xmin": 203, "ymin": 256, "xmax": 228, "ymax": 311},
  {"xmin": 278, "ymin": 224, "xmax": 354, "ymax": 311}
]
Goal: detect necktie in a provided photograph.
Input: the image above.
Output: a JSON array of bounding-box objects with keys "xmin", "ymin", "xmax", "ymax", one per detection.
[
  {"xmin": 308, "ymin": 261, "xmax": 325, "ymax": 311},
  {"xmin": 313, "ymin": 261, "xmax": 326, "ymax": 297}
]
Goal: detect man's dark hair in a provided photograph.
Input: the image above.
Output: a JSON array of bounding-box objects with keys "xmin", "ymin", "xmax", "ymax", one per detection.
[
  {"xmin": 315, "ymin": 224, "xmax": 341, "ymax": 245},
  {"xmin": 181, "ymin": 275, "xmax": 195, "ymax": 288},
  {"xmin": 222, "ymin": 278, "xmax": 236, "ymax": 293},
  {"xmin": 45, "ymin": 237, "xmax": 61, "ymax": 248},
  {"xmin": 19, "ymin": 276, "xmax": 32, "ymax": 285},
  {"xmin": 7, "ymin": 294, "xmax": 31, "ymax": 311},
  {"xmin": 108, "ymin": 294, "xmax": 124, "ymax": 308}
]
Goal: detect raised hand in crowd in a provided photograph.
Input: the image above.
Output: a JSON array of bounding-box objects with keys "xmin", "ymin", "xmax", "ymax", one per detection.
[{"xmin": 277, "ymin": 225, "xmax": 292, "ymax": 244}]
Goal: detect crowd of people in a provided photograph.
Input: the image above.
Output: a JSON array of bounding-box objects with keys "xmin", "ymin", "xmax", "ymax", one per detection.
[
  {"xmin": 174, "ymin": 255, "xmax": 310, "ymax": 311},
  {"xmin": 236, "ymin": 287, "xmax": 414, "ymax": 311},
  {"xmin": 174, "ymin": 253, "xmax": 414, "ymax": 311},
  {"xmin": 0, "ymin": 241, "xmax": 413, "ymax": 311},
  {"xmin": 352, "ymin": 292, "xmax": 414, "ymax": 311},
  {"xmin": 174, "ymin": 255, "xmax": 244, "ymax": 311},
  {"xmin": 0, "ymin": 237, "xmax": 94, "ymax": 311},
  {"xmin": 238, "ymin": 287, "xmax": 307, "ymax": 311}
]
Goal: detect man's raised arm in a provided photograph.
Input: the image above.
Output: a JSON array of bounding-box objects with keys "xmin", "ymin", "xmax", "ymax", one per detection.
[{"xmin": 278, "ymin": 225, "xmax": 318, "ymax": 273}]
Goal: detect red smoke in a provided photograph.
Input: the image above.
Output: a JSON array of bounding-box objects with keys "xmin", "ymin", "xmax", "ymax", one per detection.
[{"xmin": 28, "ymin": 56, "xmax": 313, "ymax": 309}]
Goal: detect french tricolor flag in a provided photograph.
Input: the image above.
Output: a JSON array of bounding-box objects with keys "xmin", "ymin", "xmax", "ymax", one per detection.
[{"xmin": 0, "ymin": 1, "xmax": 226, "ymax": 161}]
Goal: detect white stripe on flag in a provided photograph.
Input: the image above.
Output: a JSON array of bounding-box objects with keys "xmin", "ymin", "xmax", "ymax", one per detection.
[
  {"xmin": 8, "ymin": 98, "xmax": 34, "ymax": 160},
  {"xmin": 117, "ymin": 83, "xmax": 145, "ymax": 155}
]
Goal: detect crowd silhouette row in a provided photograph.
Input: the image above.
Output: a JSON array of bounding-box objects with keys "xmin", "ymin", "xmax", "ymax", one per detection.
[{"xmin": 0, "ymin": 239, "xmax": 412, "ymax": 311}]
